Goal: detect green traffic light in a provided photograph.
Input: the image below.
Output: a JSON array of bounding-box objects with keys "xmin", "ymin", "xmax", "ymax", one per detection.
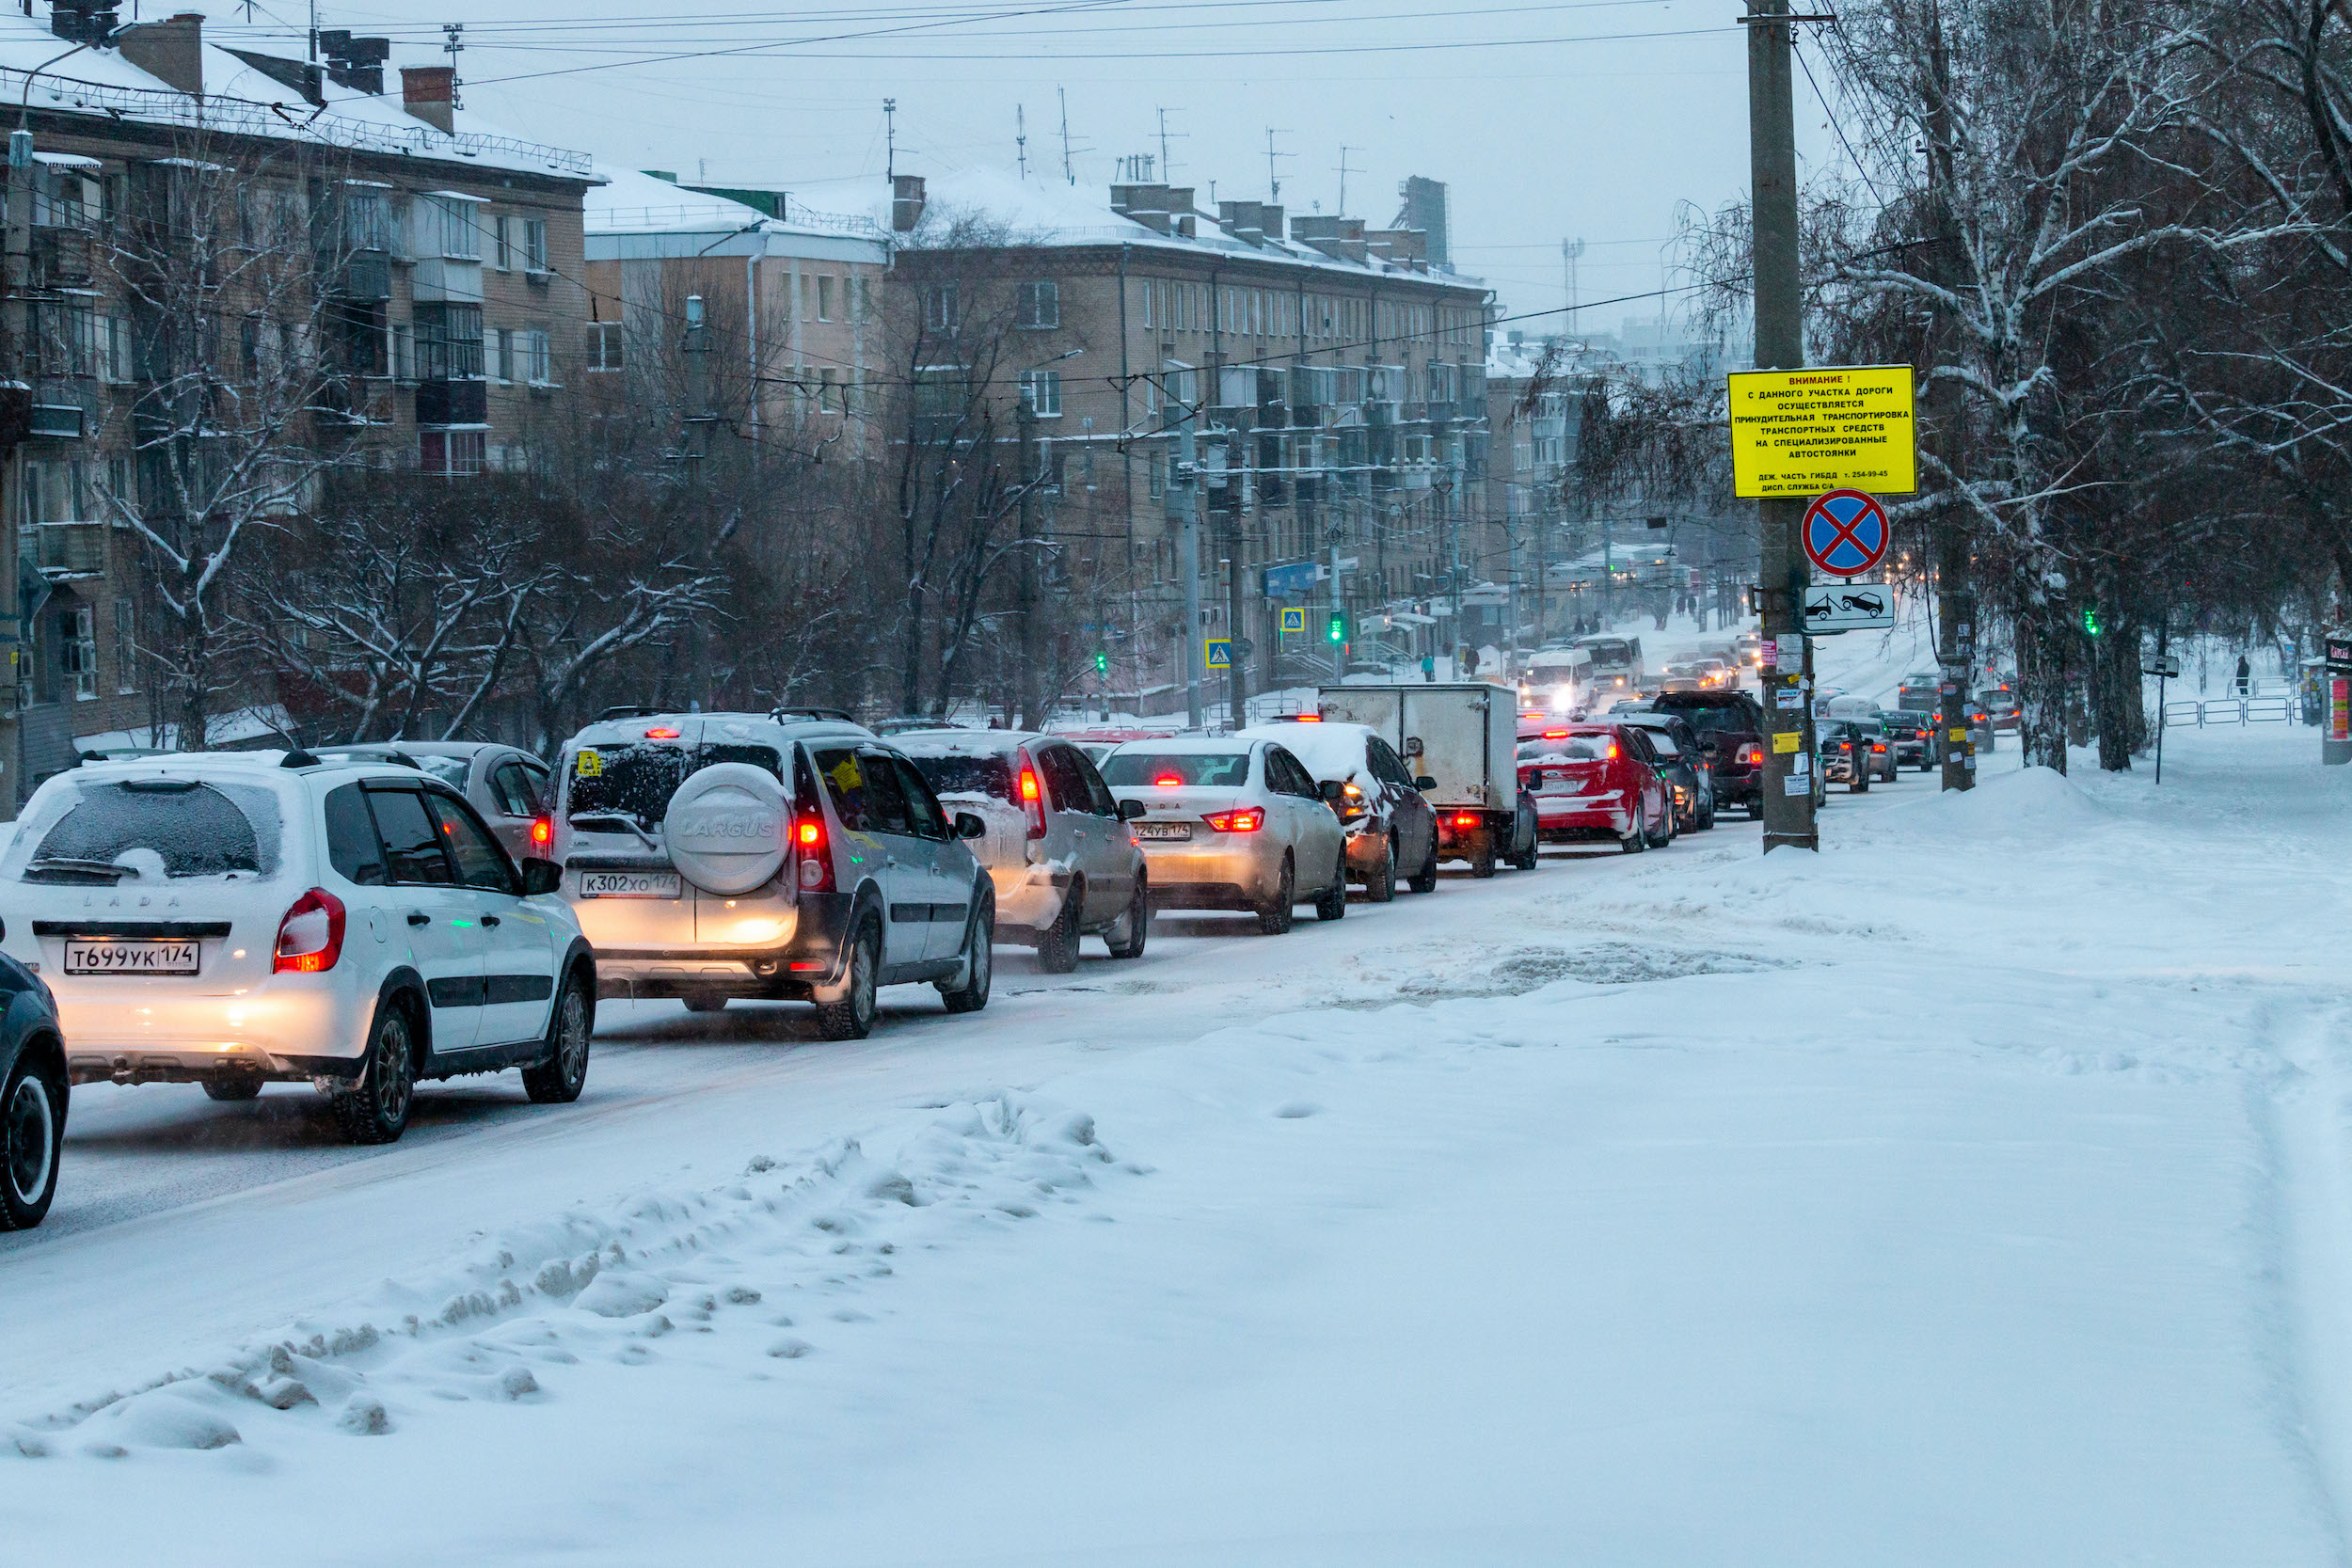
[
  {"xmin": 2082, "ymin": 607, "xmax": 2102, "ymax": 637},
  {"xmin": 1327, "ymin": 613, "xmax": 1345, "ymax": 643},
  {"xmin": 1094, "ymin": 649, "xmax": 1108, "ymax": 673}
]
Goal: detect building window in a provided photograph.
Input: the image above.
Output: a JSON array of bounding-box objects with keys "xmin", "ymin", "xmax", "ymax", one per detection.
[
  {"xmin": 420, "ymin": 429, "xmax": 485, "ymax": 477},
  {"xmin": 588, "ymin": 321, "xmax": 624, "ymax": 372},
  {"xmin": 925, "ymin": 283, "xmax": 959, "ymax": 331},
  {"xmin": 1020, "ymin": 369, "xmax": 1061, "ymax": 417},
  {"xmin": 112, "ymin": 597, "xmax": 135, "ymax": 693},
  {"xmin": 485, "ymin": 327, "xmax": 507, "ymax": 383},
  {"xmin": 520, "ymin": 217, "xmax": 548, "ymax": 272},
  {"xmin": 1018, "ymin": 279, "xmax": 1059, "ymax": 329},
  {"xmin": 430, "ymin": 196, "xmax": 482, "ymax": 260},
  {"xmin": 491, "ymin": 214, "xmax": 512, "ymax": 270},
  {"xmin": 390, "ymin": 322, "xmax": 415, "ymax": 382},
  {"xmin": 414, "ymin": 303, "xmax": 484, "ymax": 380},
  {"xmin": 818, "ymin": 275, "xmax": 835, "ymax": 322},
  {"xmin": 520, "ymin": 328, "xmax": 552, "ymax": 385}
]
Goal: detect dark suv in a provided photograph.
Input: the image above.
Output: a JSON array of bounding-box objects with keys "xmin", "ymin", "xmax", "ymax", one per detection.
[{"xmin": 1646, "ymin": 690, "xmax": 1767, "ymax": 819}]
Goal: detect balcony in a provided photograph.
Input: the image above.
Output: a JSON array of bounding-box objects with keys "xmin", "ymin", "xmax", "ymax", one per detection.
[
  {"xmin": 337, "ymin": 251, "xmax": 393, "ymax": 304},
  {"xmin": 29, "ymin": 520, "xmax": 105, "ymax": 577},
  {"xmin": 414, "ymin": 377, "xmax": 486, "ymax": 426},
  {"xmin": 30, "ymin": 227, "xmax": 93, "ymax": 291},
  {"xmin": 29, "ymin": 403, "xmax": 85, "ymax": 440}
]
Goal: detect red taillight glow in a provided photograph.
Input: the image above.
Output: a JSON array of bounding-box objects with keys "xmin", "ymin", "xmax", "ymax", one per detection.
[
  {"xmin": 795, "ymin": 815, "xmax": 834, "ymax": 892},
  {"xmin": 1203, "ymin": 806, "xmax": 1264, "ymax": 833},
  {"xmin": 1015, "ymin": 749, "xmax": 1048, "ymax": 840},
  {"xmin": 1873, "ymin": 743, "xmax": 1887, "ymax": 752},
  {"xmin": 1453, "ymin": 812, "xmax": 1479, "ymax": 828},
  {"xmin": 1604, "ymin": 742, "xmax": 1619, "ymax": 759},
  {"xmin": 274, "ymin": 887, "xmax": 346, "ymax": 974},
  {"xmin": 644, "ymin": 726, "xmax": 681, "ymax": 739},
  {"xmin": 530, "ymin": 814, "xmax": 552, "ymax": 849},
  {"xmin": 1294, "ymin": 714, "xmax": 1322, "ymax": 722},
  {"xmin": 1544, "ymin": 729, "xmax": 1569, "ymax": 739},
  {"xmin": 1153, "ymin": 773, "xmax": 1183, "ymax": 787}
]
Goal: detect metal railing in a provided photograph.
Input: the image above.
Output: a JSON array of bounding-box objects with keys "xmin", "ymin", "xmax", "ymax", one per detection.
[{"xmin": 2164, "ymin": 695, "xmax": 2295, "ymax": 727}]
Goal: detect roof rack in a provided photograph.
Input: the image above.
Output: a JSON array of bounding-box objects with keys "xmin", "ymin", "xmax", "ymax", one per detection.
[
  {"xmin": 596, "ymin": 705, "xmax": 672, "ymax": 721},
  {"xmin": 769, "ymin": 706, "xmax": 857, "ymax": 723}
]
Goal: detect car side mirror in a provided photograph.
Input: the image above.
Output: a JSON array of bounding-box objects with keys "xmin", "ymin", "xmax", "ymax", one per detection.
[
  {"xmin": 953, "ymin": 810, "xmax": 988, "ymax": 839},
  {"xmin": 1415, "ymin": 775, "xmax": 1437, "ymax": 790},
  {"xmin": 1119, "ymin": 799, "xmax": 1147, "ymax": 821},
  {"xmin": 1318, "ymin": 779, "xmax": 1344, "ymax": 802},
  {"xmin": 520, "ymin": 857, "xmax": 563, "ymax": 896}
]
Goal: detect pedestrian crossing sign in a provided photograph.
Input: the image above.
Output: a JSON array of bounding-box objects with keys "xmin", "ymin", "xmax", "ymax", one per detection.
[
  {"xmin": 1205, "ymin": 638, "xmax": 1232, "ymax": 671},
  {"xmin": 1279, "ymin": 608, "xmax": 1307, "ymax": 633}
]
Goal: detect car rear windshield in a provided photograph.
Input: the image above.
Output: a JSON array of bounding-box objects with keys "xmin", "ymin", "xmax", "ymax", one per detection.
[
  {"xmin": 907, "ymin": 752, "xmax": 1016, "ymax": 803},
  {"xmin": 1660, "ymin": 702, "xmax": 1757, "ymax": 735},
  {"xmin": 1100, "ymin": 751, "xmax": 1250, "ymax": 788},
  {"xmin": 8, "ymin": 777, "xmax": 284, "ymax": 884},
  {"xmin": 1518, "ymin": 736, "xmax": 1611, "ymax": 762},
  {"xmin": 564, "ymin": 741, "xmax": 785, "ymax": 832}
]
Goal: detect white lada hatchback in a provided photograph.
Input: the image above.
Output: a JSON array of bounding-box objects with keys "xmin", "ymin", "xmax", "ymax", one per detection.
[{"xmin": 0, "ymin": 750, "xmax": 595, "ymax": 1144}]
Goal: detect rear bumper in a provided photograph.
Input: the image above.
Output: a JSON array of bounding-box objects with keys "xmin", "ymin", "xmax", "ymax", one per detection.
[
  {"xmin": 1533, "ymin": 797, "xmax": 1629, "ymax": 838},
  {"xmin": 988, "ymin": 863, "xmax": 1073, "ymax": 937},
  {"xmin": 56, "ymin": 986, "xmax": 366, "ymax": 1085},
  {"xmin": 1135, "ymin": 838, "xmax": 1283, "ymax": 902},
  {"xmin": 1149, "ymin": 881, "xmax": 1260, "ymax": 912},
  {"xmin": 595, "ymin": 893, "xmax": 847, "ymax": 1001}
]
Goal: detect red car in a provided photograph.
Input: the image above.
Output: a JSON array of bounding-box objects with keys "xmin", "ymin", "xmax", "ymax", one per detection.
[{"xmin": 1515, "ymin": 723, "xmax": 1673, "ymax": 853}]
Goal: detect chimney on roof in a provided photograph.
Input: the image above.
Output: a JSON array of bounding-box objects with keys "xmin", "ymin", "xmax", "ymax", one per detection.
[
  {"xmin": 317, "ymin": 31, "xmax": 390, "ymax": 94},
  {"xmin": 118, "ymin": 12, "xmax": 204, "ymax": 99},
  {"xmin": 49, "ymin": 0, "xmax": 119, "ymax": 46},
  {"xmin": 892, "ymin": 173, "xmax": 926, "ymax": 233},
  {"xmin": 401, "ymin": 65, "xmax": 456, "ymax": 135}
]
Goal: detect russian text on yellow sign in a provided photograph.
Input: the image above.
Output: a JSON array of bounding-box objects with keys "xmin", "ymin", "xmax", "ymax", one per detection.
[
  {"xmin": 1772, "ymin": 731, "xmax": 1803, "ymax": 753},
  {"xmin": 1726, "ymin": 364, "xmax": 1917, "ymax": 499}
]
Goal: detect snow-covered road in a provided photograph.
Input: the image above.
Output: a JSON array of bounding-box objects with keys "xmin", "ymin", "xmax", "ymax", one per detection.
[{"xmin": 10, "ymin": 719, "xmax": 2352, "ymax": 1566}]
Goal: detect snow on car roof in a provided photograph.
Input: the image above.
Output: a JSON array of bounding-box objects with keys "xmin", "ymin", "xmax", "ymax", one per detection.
[
  {"xmin": 892, "ymin": 731, "xmax": 1026, "ymax": 758},
  {"xmin": 1235, "ymin": 721, "xmax": 1374, "ymax": 782}
]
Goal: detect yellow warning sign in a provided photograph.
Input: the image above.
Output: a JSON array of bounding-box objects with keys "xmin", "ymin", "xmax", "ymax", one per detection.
[{"xmin": 1727, "ymin": 364, "xmax": 1917, "ymax": 499}]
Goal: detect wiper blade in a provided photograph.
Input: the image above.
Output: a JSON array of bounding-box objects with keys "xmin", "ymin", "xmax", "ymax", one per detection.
[
  {"xmin": 27, "ymin": 858, "xmax": 135, "ymax": 879},
  {"xmin": 567, "ymin": 813, "xmax": 660, "ymax": 849}
]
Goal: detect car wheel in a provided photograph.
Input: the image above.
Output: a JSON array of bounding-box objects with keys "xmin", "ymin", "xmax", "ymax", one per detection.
[
  {"xmin": 1256, "ymin": 854, "xmax": 1296, "ymax": 935},
  {"xmin": 681, "ymin": 994, "xmax": 727, "ymax": 1014},
  {"xmin": 331, "ymin": 1001, "xmax": 417, "ymax": 1146},
  {"xmin": 0, "ymin": 1048, "xmax": 64, "ymax": 1231},
  {"xmin": 201, "ymin": 1075, "xmax": 263, "ymax": 1102},
  {"xmin": 522, "ymin": 974, "xmax": 594, "ymax": 1104},
  {"xmin": 816, "ymin": 916, "xmax": 882, "ymax": 1040},
  {"xmin": 1365, "ymin": 834, "xmax": 1397, "ymax": 902},
  {"xmin": 1620, "ymin": 820, "xmax": 1646, "ymax": 853},
  {"xmin": 1746, "ymin": 796, "xmax": 1764, "ymax": 820},
  {"xmin": 939, "ymin": 890, "xmax": 996, "ymax": 1012},
  {"xmin": 1314, "ymin": 851, "xmax": 1348, "ymax": 921},
  {"xmin": 1470, "ymin": 830, "xmax": 1498, "ymax": 879},
  {"xmin": 1407, "ymin": 831, "xmax": 1439, "ymax": 894},
  {"xmin": 1104, "ymin": 879, "xmax": 1150, "ymax": 959},
  {"xmin": 1698, "ymin": 800, "xmax": 1716, "ymax": 831},
  {"xmin": 1036, "ymin": 883, "xmax": 1083, "ymax": 974}
]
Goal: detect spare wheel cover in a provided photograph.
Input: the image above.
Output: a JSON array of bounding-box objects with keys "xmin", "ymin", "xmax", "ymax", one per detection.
[{"xmin": 662, "ymin": 763, "xmax": 790, "ymax": 895}]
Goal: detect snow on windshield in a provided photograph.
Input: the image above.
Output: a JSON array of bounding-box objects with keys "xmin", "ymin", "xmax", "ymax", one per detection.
[
  {"xmin": 7, "ymin": 777, "xmax": 285, "ymax": 883},
  {"xmin": 907, "ymin": 751, "xmax": 1016, "ymax": 803},
  {"xmin": 1517, "ymin": 736, "xmax": 1610, "ymax": 763},
  {"xmin": 1100, "ymin": 751, "xmax": 1250, "ymax": 787}
]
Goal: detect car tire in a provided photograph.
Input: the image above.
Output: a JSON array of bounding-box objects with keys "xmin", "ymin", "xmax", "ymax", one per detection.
[
  {"xmin": 1620, "ymin": 817, "xmax": 1646, "ymax": 853},
  {"xmin": 0, "ymin": 1047, "xmax": 64, "ymax": 1231},
  {"xmin": 1746, "ymin": 796, "xmax": 1763, "ymax": 820},
  {"xmin": 681, "ymin": 994, "xmax": 728, "ymax": 1014},
  {"xmin": 1698, "ymin": 799, "xmax": 1716, "ymax": 832},
  {"xmin": 1314, "ymin": 852, "xmax": 1348, "ymax": 921},
  {"xmin": 1365, "ymin": 834, "xmax": 1397, "ymax": 902},
  {"xmin": 331, "ymin": 1001, "xmax": 417, "ymax": 1146},
  {"xmin": 939, "ymin": 891, "xmax": 995, "ymax": 1013},
  {"xmin": 1257, "ymin": 854, "xmax": 1296, "ymax": 935},
  {"xmin": 1646, "ymin": 808, "xmax": 1673, "ymax": 848},
  {"xmin": 1407, "ymin": 832, "xmax": 1439, "ymax": 894},
  {"xmin": 1104, "ymin": 879, "xmax": 1150, "ymax": 959},
  {"xmin": 201, "ymin": 1076, "xmax": 263, "ymax": 1102},
  {"xmin": 1037, "ymin": 884, "xmax": 1083, "ymax": 974},
  {"xmin": 1470, "ymin": 830, "xmax": 1498, "ymax": 879},
  {"xmin": 816, "ymin": 916, "xmax": 882, "ymax": 1040},
  {"xmin": 522, "ymin": 974, "xmax": 594, "ymax": 1104}
]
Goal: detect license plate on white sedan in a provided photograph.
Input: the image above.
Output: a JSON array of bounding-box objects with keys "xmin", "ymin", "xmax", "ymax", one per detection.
[
  {"xmin": 64, "ymin": 940, "xmax": 199, "ymax": 975},
  {"xmin": 1135, "ymin": 821, "xmax": 1193, "ymax": 842},
  {"xmin": 577, "ymin": 871, "xmax": 683, "ymax": 898}
]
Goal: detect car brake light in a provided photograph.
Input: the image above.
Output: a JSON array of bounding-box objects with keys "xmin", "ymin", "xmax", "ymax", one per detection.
[
  {"xmin": 1203, "ymin": 806, "xmax": 1264, "ymax": 833},
  {"xmin": 795, "ymin": 814, "xmax": 834, "ymax": 892},
  {"xmin": 1294, "ymin": 714, "xmax": 1322, "ymax": 721},
  {"xmin": 644, "ymin": 726, "xmax": 681, "ymax": 739},
  {"xmin": 274, "ymin": 887, "xmax": 346, "ymax": 974},
  {"xmin": 1453, "ymin": 812, "xmax": 1479, "ymax": 828},
  {"xmin": 1604, "ymin": 742, "xmax": 1618, "ymax": 759},
  {"xmin": 530, "ymin": 814, "xmax": 552, "ymax": 849},
  {"xmin": 1543, "ymin": 729, "xmax": 1568, "ymax": 739},
  {"xmin": 1873, "ymin": 743, "xmax": 1887, "ymax": 752},
  {"xmin": 1153, "ymin": 773, "xmax": 1183, "ymax": 787},
  {"xmin": 1015, "ymin": 748, "xmax": 1048, "ymax": 840}
]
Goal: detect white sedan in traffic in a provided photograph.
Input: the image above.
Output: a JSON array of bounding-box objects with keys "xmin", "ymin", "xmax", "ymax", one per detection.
[{"xmin": 1097, "ymin": 736, "xmax": 1349, "ymax": 934}]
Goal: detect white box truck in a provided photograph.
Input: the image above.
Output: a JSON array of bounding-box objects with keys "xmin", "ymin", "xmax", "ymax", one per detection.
[{"xmin": 1316, "ymin": 683, "xmax": 1537, "ymax": 877}]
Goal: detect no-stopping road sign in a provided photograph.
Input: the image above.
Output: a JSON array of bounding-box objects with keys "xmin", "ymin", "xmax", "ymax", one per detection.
[{"xmin": 1802, "ymin": 489, "xmax": 1890, "ymax": 578}]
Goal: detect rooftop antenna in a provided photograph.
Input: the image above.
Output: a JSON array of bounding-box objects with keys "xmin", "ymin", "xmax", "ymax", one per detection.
[
  {"xmin": 1563, "ymin": 236, "xmax": 1585, "ymax": 334},
  {"xmin": 1264, "ymin": 127, "xmax": 1292, "ymax": 203},
  {"xmin": 441, "ymin": 22, "xmax": 464, "ymax": 109},
  {"xmin": 1058, "ymin": 87, "xmax": 1073, "ymax": 183},
  {"xmin": 1335, "ymin": 144, "xmax": 1359, "ymax": 214},
  {"xmin": 883, "ymin": 98, "xmax": 897, "ymax": 182},
  {"xmin": 1155, "ymin": 106, "xmax": 1187, "ymax": 181},
  {"xmin": 1016, "ymin": 103, "xmax": 1028, "ymax": 179}
]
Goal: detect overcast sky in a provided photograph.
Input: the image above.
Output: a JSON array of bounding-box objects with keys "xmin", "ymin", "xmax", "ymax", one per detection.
[{"xmin": 199, "ymin": 0, "xmax": 1838, "ymax": 338}]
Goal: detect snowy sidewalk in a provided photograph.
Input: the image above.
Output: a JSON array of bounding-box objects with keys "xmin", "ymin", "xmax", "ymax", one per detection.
[{"xmin": 9, "ymin": 728, "xmax": 2352, "ymax": 1565}]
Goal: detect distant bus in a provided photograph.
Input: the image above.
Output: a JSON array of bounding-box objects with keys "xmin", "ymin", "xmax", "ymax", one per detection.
[
  {"xmin": 1571, "ymin": 635, "xmax": 1645, "ymax": 695},
  {"xmin": 1518, "ymin": 644, "xmax": 1596, "ymax": 713}
]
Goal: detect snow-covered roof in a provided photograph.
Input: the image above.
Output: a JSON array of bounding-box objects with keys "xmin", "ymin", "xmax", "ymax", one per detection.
[
  {"xmin": 0, "ymin": 9, "xmax": 593, "ymax": 180},
  {"xmin": 779, "ymin": 166, "xmax": 1487, "ymax": 292}
]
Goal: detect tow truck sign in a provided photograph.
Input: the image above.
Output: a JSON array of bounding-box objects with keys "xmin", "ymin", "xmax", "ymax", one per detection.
[{"xmin": 1803, "ymin": 582, "xmax": 1895, "ymax": 634}]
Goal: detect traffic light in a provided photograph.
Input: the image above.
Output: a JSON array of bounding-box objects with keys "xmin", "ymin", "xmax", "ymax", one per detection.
[
  {"xmin": 1327, "ymin": 610, "xmax": 1347, "ymax": 644},
  {"xmin": 2081, "ymin": 605, "xmax": 2103, "ymax": 637},
  {"xmin": 1093, "ymin": 648, "xmax": 1109, "ymax": 674}
]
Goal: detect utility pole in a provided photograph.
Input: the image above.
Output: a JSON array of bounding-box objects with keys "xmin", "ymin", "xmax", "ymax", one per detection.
[
  {"xmin": 883, "ymin": 99, "xmax": 897, "ymax": 182},
  {"xmin": 1601, "ymin": 511, "xmax": 1613, "ymax": 627},
  {"xmin": 1748, "ymin": 0, "xmax": 1818, "ymax": 850},
  {"xmin": 1016, "ymin": 390, "xmax": 1042, "ymax": 730},
  {"xmin": 1336, "ymin": 146, "xmax": 1359, "ymax": 214},
  {"xmin": 1925, "ymin": 0, "xmax": 1974, "ymax": 794},
  {"xmin": 1174, "ymin": 419, "xmax": 1203, "ymax": 728},
  {"xmin": 1562, "ymin": 236, "xmax": 1584, "ymax": 334},
  {"xmin": 1330, "ymin": 531, "xmax": 1346, "ymax": 681},
  {"xmin": 1264, "ymin": 128, "xmax": 1292, "ymax": 203},
  {"xmin": 1223, "ymin": 501, "xmax": 1247, "ymax": 726},
  {"xmin": 682, "ymin": 293, "xmax": 715, "ymax": 709},
  {"xmin": 2, "ymin": 126, "xmax": 27, "ymax": 798}
]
